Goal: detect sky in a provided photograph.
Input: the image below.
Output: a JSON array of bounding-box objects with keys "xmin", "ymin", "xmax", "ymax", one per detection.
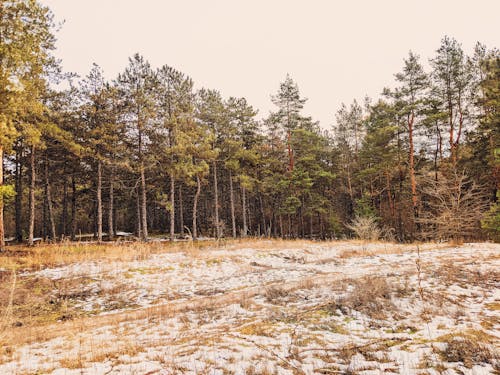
[{"xmin": 41, "ymin": 0, "xmax": 500, "ymax": 128}]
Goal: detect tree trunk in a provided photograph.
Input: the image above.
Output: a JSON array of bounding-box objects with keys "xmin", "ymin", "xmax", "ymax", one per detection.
[
  {"xmin": 140, "ymin": 163, "xmax": 148, "ymax": 240},
  {"xmin": 108, "ymin": 167, "xmax": 114, "ymax": 241},
  {"xmin": 241, "ymin": 185, "xmax": 247, "ymax": 237},
  {"xmin": 287, "ymin": 130, "xmax": 294, "ymax": 172},
  {"xmin": 44, "ymin": 158, "xmax": 56, "ymax": 241},
  {"xmin": 178, "ymin": 185, "xmax": 184, "ymax": 236},
  {"xmin": 0, "ymin": 146, "xmax": 4, "ymax": 251},
  {"xmin": 229, "ymin": 171, "xmax": 236, "ymax": 238},
  {"xmin": 15, "ymin": 145, "xmax": 23, "ymax": 243},
  {"xmin": 408, "ymin": 112, "xmax": 418, "ymax": 230},
  {"xmin": 170, "ymin": 174, "xmax": 175, "ymax": 241},
  {"xmin": 60, "ymin": 175, "xmax": 68, "ymax": 239},
  {"xmin": 71, "ymin": 174, "xmax": 77, "ymax": 241},
  {"xmin": 213, "ymin": 161, "xmax": 220, "ymax": 239},
  {"xmin": 386, "ymin": 170, "xmax": 395, "ymax": 220},
  {"xmin": 97, "ymin": 160, "xmax": 103, "ymax": 243},
  {"xmin": 28, "ymin": 146, "xmax": 36, "ymax": 246},
  {"xmin": 193, "ymin": 175, "xmax": 201, "ymax": 240},
  {"xmin": 259, "ymin": 194, "xmax": 266, "ymax": 237},
  {"xmin": 136, "ymin": 185, "xmax": 141, "ymax": 238}
]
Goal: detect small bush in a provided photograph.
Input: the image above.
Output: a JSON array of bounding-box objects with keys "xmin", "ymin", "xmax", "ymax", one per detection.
[
  {"xmin": 264, "ymin": 286, "xmax": 288, "ymax": 303},
  {"xmin": 346, "ymin": 216, "xmax": 381, "ymax": 241},
  {"xmin": 331, "ymin": 276, "xmax": 394, "ymax": 319},
  {"xmin": 442, "ymin": 337, "xmax": 498, "ymax": 368}
]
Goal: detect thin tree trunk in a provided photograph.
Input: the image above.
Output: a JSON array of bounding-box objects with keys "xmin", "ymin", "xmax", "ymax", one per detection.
[
  {"xmin": 448, "ymin": 90, "xmax": 455, "ymax": 166},
  {"xmin": 434, "ymin": 121, "xmax": 440, "ymax": 181},
  {"xmin": 229, "ymin": 171, "xmax": 236, "ymax": 238},
  {"xmin": 408, "ymin": 112, "xmax": 418, "ymax": 225},
  {"xmin": 97, "ymin": 160, "xmax": 102, "ymax": 243},
  {"xmin": 71, "ymin": 174, "xmax": 77, "ymax": 241},
  {"xmin": 45, "ymin": 158, "xmax": 56, "ymax": 241},
  {"xmin": 213, "ymin": 161, "xmax": 220, "ymax": 239},
  {"xmin": 386, "ymin": 170, "xmax": 395, "ymax": 220},
  {"xmin": 42, "ymin": 184, "xmax": 47, "ymax": 240},
  {"xmin": 15, "ymin": 145, "xmax": 23, "ymax": 243},
  {"xmin": 61, "ymin": 175, "xmax": 68, "ymax": 239},
  {"xmin": 259, "ymin": 194, "xmax": 266, "ymax": 237},
  {"xmin": 287, "ymin": 130, "xmax": 294, "ymax": 171},
  {"xmin": 0, "ymin": 146, "xmax": 4, "ymax": 251},
  {"xmin": 140, "ymin": 163, "xmax": 148, "ymax": 240},
  {"xmin": 178, "ymin": 185, "xmax": 184, "ymax": 236},
  {"xmin": 193, "ymin": 175, "xmax": 201, "ymax": 240},
  {"xmin": 108, "ymin": 167, "xmax": 114, "ymax": 241},
  {"xmin": 28, "ymin": 146, "xmax": 36, "ymax": 246},
  {"xmin": 279, "ymin": 214, "xmax": 283, "ymax": 238},
  {"xmin": 136, "ymin": 185, "xmax": 141, "ymax": 238},
  {"xmin": 241, "ymin": 185, "xmax": 247, "ymax": 237},
  {"xmin": 170, "ymin": 175, "xmax": 175, "ymax": 241},
  {"xmin": 309, "ymin": 212, "xmax": 313, "ymax": 238}
]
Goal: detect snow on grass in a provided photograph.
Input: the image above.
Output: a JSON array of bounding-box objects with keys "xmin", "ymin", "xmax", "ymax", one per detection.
[{"xmin": 0, "ymin": 241, "xmax": 498, "ymax": 374}]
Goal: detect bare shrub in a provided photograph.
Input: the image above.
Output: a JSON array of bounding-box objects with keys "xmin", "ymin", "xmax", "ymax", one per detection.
[
  {"xmin": 346, "ymin": 216, "xmax": 381, "ymax": 241},
  {"xmin": 418, "ymin": 171, "xmax": 489, "ymax": 241},
  {"xmin": 442, "ymin": 337, "xmax": 498, "ymax": 368},
  {"xmin": 264, "ymin": 286, "xmax": 288, "ymax": 303},
  {"xmin": 331, "ymin": 276, "xmax": 394, "ymax": 319}
]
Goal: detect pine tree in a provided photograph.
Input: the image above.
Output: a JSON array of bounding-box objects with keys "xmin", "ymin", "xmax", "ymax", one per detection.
[{"xmin": 116, "ymin": 54, "xmax": 157, "ymax": 240}]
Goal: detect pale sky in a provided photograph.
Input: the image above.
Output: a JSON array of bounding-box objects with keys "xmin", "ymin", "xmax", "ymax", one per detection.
[{"xmin": 41, "ymin": 0, "xmax": 500, "ymax": 128}]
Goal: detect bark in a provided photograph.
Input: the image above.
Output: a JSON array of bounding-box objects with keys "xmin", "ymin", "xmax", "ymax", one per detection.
[
  {"xmin": 136, "ymin": 186, "xmax": 141, "ymax": 238},
  {"xmin": 408, "ymin": 112, "xmax": 418, "ymax": 223},
  {"xmin": 71, "ymin": 174, "xmax": 77, "ymax": 241},
  {"xmin": 44, "ymin": 158, "xmax": 56, "ymax": 241},
  {"xmin": 287, "ymin": 130, "xmax": 294, "ymax": 172},
  {"xmin": 229, "ymin": 170, "xmax": 236, "ymax": 238},
  {"xmin": 454, "ymin": 90, "xmax": 464, "ymax": 166},
  {"xmin": 279, "ymin": 215, "xmax": 283, "ymax": 238},
  {"xmin": 241, "ymin": 185, "xmax": 247, "ymax": 237},
  {"xmin": 97, "ymin": 160, "xmax": 103, "ymax": 243},
  {"xmin": 259, "ymin": 194, "xmax": 266, "ymax": 237},
  {"xmin": 140, "ymin": 162, "xmax": 148, "ymax": 240},
  {"xmin": 0, "ymin": 146, "xmax": 4, "ymax": 251},
  {"xmin": 178, "ymin": 186, "xmax": 184, "ymax": 236},
  {"xmin": 170, "ymin": 175, "xmax": 175, "ymax": 241},
  {"xmin": 386, "ymin": 170, "xmax": 395, "ymax": 220},
  {"xmin": 213, "ymin": 161, "xmax": 220, "ymax": 238},
  {"xmin": 28, "ymin": 146, "xmax": 36, "ymax": 246},
  {"xmin": 15, "ymin": 145, "xmax": 23, "ymax": 243},
  {"xmin": 193, "ymin": 175, "xmax": 201, "ymax": 240},
  {"xmin": 60, "ymin": 175, "xmax": 68, "ymax": 239},
  {"xmin": 108, "ymin": 167, "xmax": 114, "ymax": 241},
  {"xmin": 447, "ymin": 86, "xmax": 455, "ymax": 166}
]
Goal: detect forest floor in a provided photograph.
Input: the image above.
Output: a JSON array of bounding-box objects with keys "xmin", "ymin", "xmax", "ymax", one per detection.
[{"xmin": 0, "ymin": 239, "xmax": 498, "ymax": 375}]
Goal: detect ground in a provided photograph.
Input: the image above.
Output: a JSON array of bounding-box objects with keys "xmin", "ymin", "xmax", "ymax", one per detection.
[{"xmin": 0, "ymin": 240, "xmax": 498, "ymax": 374}]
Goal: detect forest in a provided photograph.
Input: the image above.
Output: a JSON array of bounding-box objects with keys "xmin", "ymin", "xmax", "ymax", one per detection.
[{"xmin": 1, "ymin": 0, "xmax": 499, "ymax": 250}]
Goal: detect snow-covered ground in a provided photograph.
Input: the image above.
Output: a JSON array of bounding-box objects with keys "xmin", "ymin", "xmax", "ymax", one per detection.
[{"xmin": 1, "ymin": 241, "xmax": 498, "ymax": 374}]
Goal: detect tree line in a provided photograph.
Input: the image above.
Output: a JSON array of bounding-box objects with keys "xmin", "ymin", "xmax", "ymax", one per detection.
[{"xmin": 1, "ymin": 1, "xmax": 499, "ymax": 249}]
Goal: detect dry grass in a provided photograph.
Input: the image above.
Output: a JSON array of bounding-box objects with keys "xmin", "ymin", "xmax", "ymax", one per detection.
[
  {"xmin": 439, "ymin": 332, "xmax": 499, "ymax": 368},
  {"xmin": 264, "ymin": 286, "xmax": 289, "ymax": 303},
  {"xmin": 434, "ymin": 263, "xmax": 500, "ymax": 288},
  {"xmin": 0, "ymin": 239, "xmax": 464, "ymax": 271},
  {"xmin": 0, "ymin": 240, "xmax": 221, "ymax": 271},
  {"xmin": 338, "ymin": 241, "xmax": 457, "ymax": 259},
  {"xmin": 330, "ymin": 276, "xmax": 395, "ymax": 319}
]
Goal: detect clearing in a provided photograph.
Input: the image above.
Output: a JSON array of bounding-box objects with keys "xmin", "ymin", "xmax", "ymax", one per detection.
[{"xmin": 0, "ymin": 240, "xmax": 498, "ymax": 374}]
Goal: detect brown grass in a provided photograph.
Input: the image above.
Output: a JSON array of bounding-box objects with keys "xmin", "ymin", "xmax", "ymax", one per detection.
[
  {"xmin": 0, "ymin": 240, "xmax": 226, "ymax": 271},
  {"xmin": 440, "ymin": 333, "xmax": 498, "ymax": 368},
  {"xmin": 330, "ymin": 276, "xmax": 395, "ymax": 319},
  {"xmin": 338, "ymin": 241, "xmax": 458, "ymax": 259},
  {"xmin": 434, "ymin": 263, "xmax": 500, "ymax": 288}
]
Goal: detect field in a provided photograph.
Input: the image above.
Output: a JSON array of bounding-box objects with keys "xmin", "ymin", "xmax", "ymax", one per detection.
[{"xmin": 0, "ymin": 240, "xmax": 498, "ymax": 374}]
